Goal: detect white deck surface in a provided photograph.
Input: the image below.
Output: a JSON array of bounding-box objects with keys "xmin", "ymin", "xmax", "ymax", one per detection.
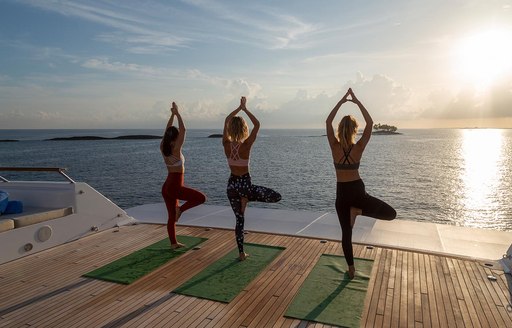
[{"xmin": 126, "ymin": 203, "xmax": 512, "ymax": 262}]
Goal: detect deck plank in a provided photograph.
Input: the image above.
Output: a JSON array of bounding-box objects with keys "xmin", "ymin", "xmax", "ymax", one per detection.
[
  {"xmin": 363, "ymin": 247, "xmax": 385, "ymax": 327},
  {"xmin": 0, "ymin": 224, "xmax": 511, "ymax": 328},
  {"xmin": 412, "ymin": 252, "xmax": 422, "ymax": 325},
  {"xmin": 406, "ymin": 251, "xmax": 415, "ymax": 327}
]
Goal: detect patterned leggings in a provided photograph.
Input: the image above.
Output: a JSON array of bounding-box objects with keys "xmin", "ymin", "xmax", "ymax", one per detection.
[
  {"xmin": 162, "ymin": 172, "xmax": 206, "ymax": 244},
  {"xmin": 336, "ymin": 179, "xmax": 396, "ymax": 266},
  {"xmin": 227, "ymin": 173, "xmax": 281, "ymax": 253}
]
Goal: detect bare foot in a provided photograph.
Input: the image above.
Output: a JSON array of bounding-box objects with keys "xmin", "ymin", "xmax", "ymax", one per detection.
[
  {"xmin": 171, "ymin": 242, "xmax": 186, "ymax": 249},
  {"xmin": 240, "ymin": 197, "xmax": 248, "ymax": 214},
  {"xmin": 348, "ymin": 265, "xmax": 355, "ymax": 279},
  {"xmin": 350, "ymin": 207, "xmax": 362, "ymax": 228},
  {"xmin": 239, "ymin": 252, "xmax": 249, "ymax": 261},
  {"xmin": 175, "ymin": 207, "xmax": 182, "ymax": 222}
]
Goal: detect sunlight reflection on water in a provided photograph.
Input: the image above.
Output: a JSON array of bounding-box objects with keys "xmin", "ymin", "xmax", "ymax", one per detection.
[{"xmin": 459, "ymin": 129, "xmax": 506, "ymax": 229}]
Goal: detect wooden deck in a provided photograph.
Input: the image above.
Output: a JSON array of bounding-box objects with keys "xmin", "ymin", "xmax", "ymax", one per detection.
[{"xmin": 1, "ymin": 224, "xmax": 511, "ymax": 327}]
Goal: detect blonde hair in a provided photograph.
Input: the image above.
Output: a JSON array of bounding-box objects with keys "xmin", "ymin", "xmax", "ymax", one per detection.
[
  {"xmin": 337, "ymin": 115, "xmax": 359, "ymax": 149},
  {"xmin": 227, "ymin": 116, "xmax": 249, "ymax": 142}
]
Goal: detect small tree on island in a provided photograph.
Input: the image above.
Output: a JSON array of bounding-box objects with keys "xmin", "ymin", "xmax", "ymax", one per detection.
[{"xmin": 373, "ymin": 123, "xmax": 397, "ymax": 132}]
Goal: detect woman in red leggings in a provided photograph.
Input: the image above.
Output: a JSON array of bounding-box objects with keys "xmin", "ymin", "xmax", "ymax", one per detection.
[{"xmin": 161, "ymin": 102, "xmax": 206, "ymax": 249}]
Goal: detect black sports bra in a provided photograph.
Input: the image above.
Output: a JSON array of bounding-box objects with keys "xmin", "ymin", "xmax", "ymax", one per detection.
[{"xmin": 334, "ymin": 145, "xmax": 360, "ymax": 170}]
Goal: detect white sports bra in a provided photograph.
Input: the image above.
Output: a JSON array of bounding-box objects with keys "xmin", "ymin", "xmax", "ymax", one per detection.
[
  {"xmin": 164, "ymin": 153, "xmax": 184, "ymax": 168},
  {"xmin": 227, "ymin": 142, "xmax": 249, "ymax": 166}
]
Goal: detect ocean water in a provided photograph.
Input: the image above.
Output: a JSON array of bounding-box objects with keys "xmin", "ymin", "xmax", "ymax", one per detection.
[{"xmin": 1, "ymin": 128, "xmax": 511, "ymax": 231}]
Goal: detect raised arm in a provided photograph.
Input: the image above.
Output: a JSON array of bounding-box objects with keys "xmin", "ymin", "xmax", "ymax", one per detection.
[
  {"xmin": 349, "ymin": 89, "xmax": 373, "ymax": 150},
  {"xmin": 222, "ymin": 97, "xmax": 244, "ymax": 144},
  {"xmin": 326, "ymin": 90, "xmax": 350, "ymax": 147},
  {"xmin": 171, "ymin": 102, "xmax": 186, "ymax": 150},
  {"xmin": 161, "ymin": 104, "xmax": 175, "ymax": 152},
  {"xmin": 241, "ymin": 98, "xmax": 260, "ymax": 146},
  {"xmin": 164, "ymin": 110, "xmax": 175, "ymax": 132}
]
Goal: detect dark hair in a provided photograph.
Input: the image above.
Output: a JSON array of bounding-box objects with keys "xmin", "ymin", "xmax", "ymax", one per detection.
[{"xmin": 162, "ymin": 126, "xmax": 179, "ymax": 156}]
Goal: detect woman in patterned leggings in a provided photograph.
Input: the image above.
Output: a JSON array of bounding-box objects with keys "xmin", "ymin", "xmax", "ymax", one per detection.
[{"xmin": 223, "ymin": 96, "xmax": 281, "ymax": 260}]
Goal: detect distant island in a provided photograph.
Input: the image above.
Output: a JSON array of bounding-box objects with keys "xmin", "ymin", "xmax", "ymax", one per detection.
[
  {"xmin": 373, "ymin": 123, "xmax": 401, "ymax": 135},
  {"xmin": 46, "ymin": 135, "xmax": 161, "ymax": 141},
  {"xmin": 3, "ymin": 134, "xmax": 227, "ymax": 141}
]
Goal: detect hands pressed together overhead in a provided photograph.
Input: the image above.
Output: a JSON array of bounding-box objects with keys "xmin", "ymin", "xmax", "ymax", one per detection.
[
  {"xmin": 341, "ymin": 88, "xmax": 361, "ymax": 104},
  {"xmin": 239, "ymin": 96, "xmax": 247, "ymax": 111},
  {"xmin": 170, "ymin": 102, "xmax": 179, "ymax": 115}
]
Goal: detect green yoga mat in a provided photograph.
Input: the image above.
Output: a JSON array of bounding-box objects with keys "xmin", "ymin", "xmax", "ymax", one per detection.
[
  {"xmin": 285, "ymin": 254, "xmax": 374, "ymax": 328},
  {"xmin": 174, "ymin": 243, "xmax": 285, "ymax": 303},
  {"xmin": 83, "ymin": 235, "xmax": 207, "ymax": 284}
]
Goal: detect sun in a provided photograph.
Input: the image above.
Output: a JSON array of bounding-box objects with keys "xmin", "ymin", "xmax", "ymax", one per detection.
[{"xmin": 454, "ymin": 28, "xmax": 512, "ymax": 88}]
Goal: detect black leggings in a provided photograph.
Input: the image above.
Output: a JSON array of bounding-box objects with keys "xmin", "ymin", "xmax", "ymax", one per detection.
[
  {"xmin": 335, "ymin": 179, "xmax": 396, "ymax": 266},
  {"xmin": 227, "ymin": 173, "xmax": 281, "ymax": 253}
]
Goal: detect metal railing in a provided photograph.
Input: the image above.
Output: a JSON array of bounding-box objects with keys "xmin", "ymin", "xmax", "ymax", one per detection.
[{"xmin": 0, "ymin": 167, "xmax": 75, "ymax": 183}]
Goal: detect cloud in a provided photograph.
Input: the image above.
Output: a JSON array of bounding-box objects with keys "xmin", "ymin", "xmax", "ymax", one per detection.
[
  {"xmin": 0, "ymin": 109, "xmax": 72, "ymax": 128},
  {"xmin": 256, "ymin": 72, "xmax": 419, "ymax": 128},
  {"xmin": 303, "ymin": 50, "xmax": 413, "ymax": 64},
  {"xmin": 222, "ymin": 79, "xmax": 262, "ymax": 99},
  {"xmin": 262, "ymin": 13, "xmax": 319, "ymax": 49},
  {"xmin": 489, "ymin": 78, "xmax": 512, "ymax": 117},
  {"xmin": 0, "ymin": 39, "xmax": 78, "ymax": 64},
  {"xmin": 260, "ymin": 90, "xmax": 332, "ymax": 128},
  {"xmin": 78, "ymin": 59, "xmax": 267, "ymax": 101},
  {"xmin": 184, "ymin": 69, "xmax": 265, "ymax": 100},
  {"xmin": 180, "ymin": 0, "xmax": 319, "ymax": 49},
  {"xmin": 345, "ymin": 72, "xmax": 417, "ymax": 120},
  {"xmin": 0, "ymin": 70, "xmax": 271, "ymax": 129},
  {"xmin": 36, "ymin": 111, "xmax": 65, "ymax": 120},
  {"xmin": 19, "ymin": 0, "xmax": 320, "ymax": 53},
  {"xmin": 95, "ymin": 32, "xmax": 188, "ymax": 54},
  {"xmin": 421, "ymin": 75, "xmax": 512, "ymax": 120},
  {"xmin": 21, "ymin": 0, "xmax": 150, "ymax": 32},
  {"xmin": 81, "ymin": 57, "xmax": 161, "ymax": 76},
  {"xmin": 19, "ymin": 0, "xmax": 191, "ymax": 53}
]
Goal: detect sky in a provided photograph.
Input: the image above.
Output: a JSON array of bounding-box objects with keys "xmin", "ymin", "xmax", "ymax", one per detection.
[{"xmin": 0, "ymin": 0, "xmax": 511, "ymax": 129}]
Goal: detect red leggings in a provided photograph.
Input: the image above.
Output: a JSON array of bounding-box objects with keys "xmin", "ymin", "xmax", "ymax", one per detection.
[{"xmin": 161, "ymin": 173, "xmax": 206, "ymax": 244}]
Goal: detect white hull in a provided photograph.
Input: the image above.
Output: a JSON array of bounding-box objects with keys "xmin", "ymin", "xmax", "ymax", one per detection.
[{"xmin": 0, "ymin": 181, "xmax": 134, "ymax": 264}]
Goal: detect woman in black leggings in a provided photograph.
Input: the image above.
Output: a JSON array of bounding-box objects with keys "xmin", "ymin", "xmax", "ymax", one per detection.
[
  {"xmin": 223, "ymin": 96, "xmax": 281, "ymax": 261},
  {"xmin": 326, "ymin": 88, "xmax": 396, "ymax": 278}
]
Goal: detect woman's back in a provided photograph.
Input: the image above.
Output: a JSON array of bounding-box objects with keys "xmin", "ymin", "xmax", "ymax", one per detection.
[
  {"xmin": 330, "ymin": 141, "xmax": 363, "ymax": 182},
  {"xmin": 224, "ymin": 141, "xmax": 251, "ymax": 176},
  {"xmin": 161, "ymin": 140, "xmax": 184, "ymax": 173}
]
